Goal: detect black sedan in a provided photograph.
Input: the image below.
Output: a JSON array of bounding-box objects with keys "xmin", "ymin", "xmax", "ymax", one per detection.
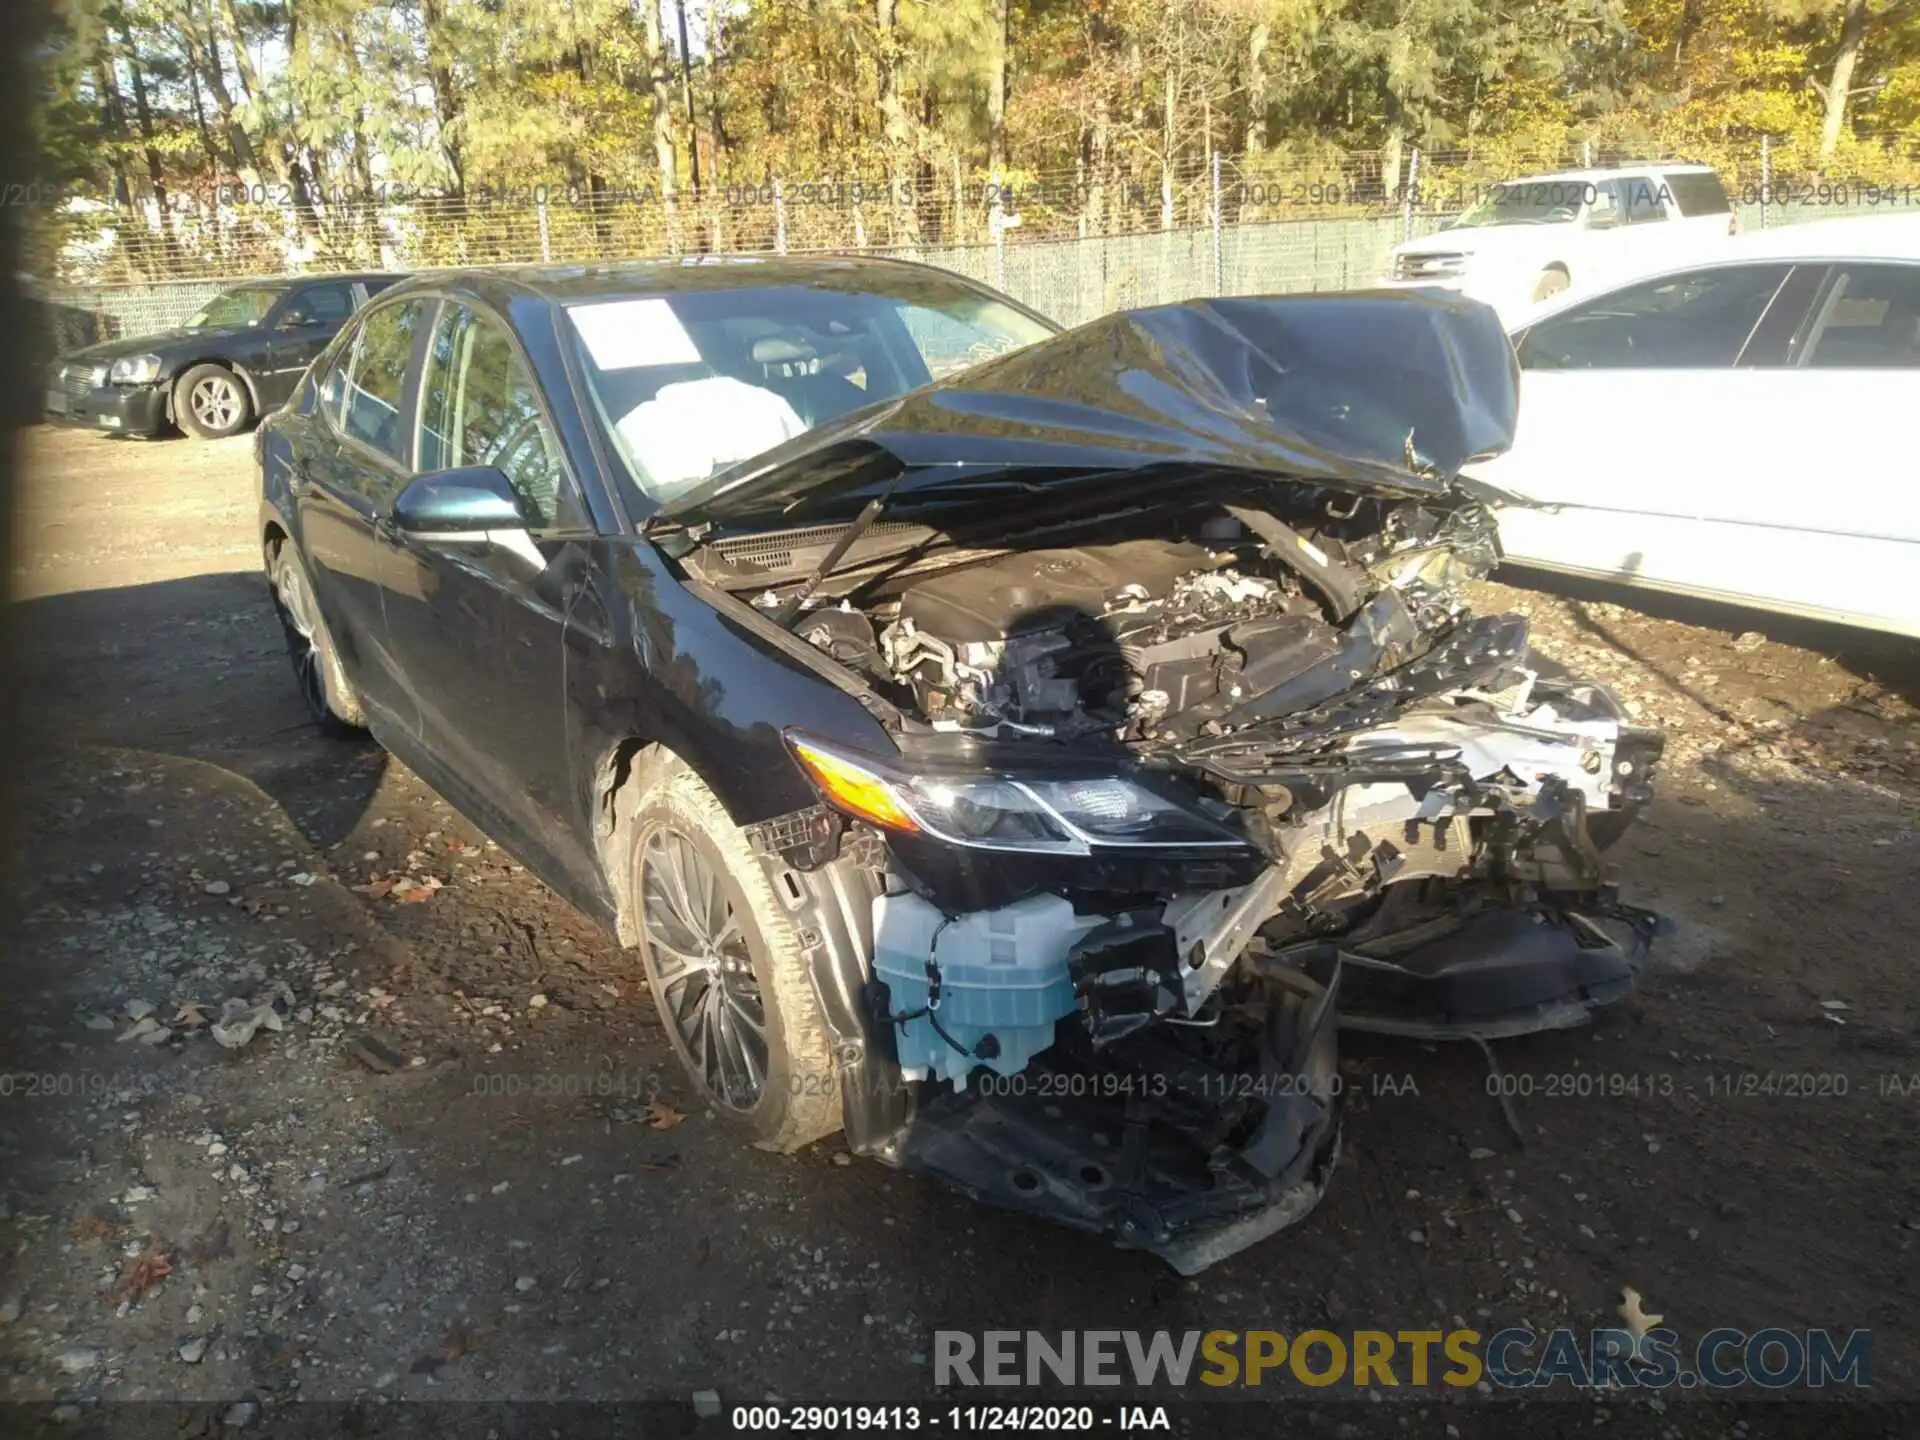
[
  {"xmin": 47, "ymin": 272, "xmax": 399, "ymax": 439},
  {"xmin": 257, "ymin": 257, "xmax": 1661, "ymax": 1271}
]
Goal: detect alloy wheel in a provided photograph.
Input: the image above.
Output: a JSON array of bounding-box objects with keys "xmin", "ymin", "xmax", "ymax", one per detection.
[
  {"xmin": 272, "ymin": 553, "xmax": 329, "ymax": 723},
  {"xmin": 190, "ymin": 375, "xmax": 241, "ymax": 430},
  {"xmin": 638, "ymin": 828, "xmax": 769, "ymax": 1110}
]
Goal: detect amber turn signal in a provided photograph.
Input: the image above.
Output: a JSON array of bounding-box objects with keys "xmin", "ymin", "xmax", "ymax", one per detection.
[{"xmin": 789, "ymin": 738, "xmax": 921, "ymax": 833}]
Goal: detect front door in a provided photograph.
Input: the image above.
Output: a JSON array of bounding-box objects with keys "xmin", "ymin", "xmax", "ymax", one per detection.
[{"xmin": 375, "ymin": 299, "xmax": 603, "ymax": 898}]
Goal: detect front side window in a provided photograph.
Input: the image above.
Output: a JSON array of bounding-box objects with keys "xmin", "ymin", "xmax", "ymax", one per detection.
[
  {"xmin": 565, "ymin": 278, "xmax": 1053, "ymax": 505},
  {"xmin": 1799, "ymin": 264, "xmax": 1920, "ymax": 368},
  {"xmin": 187, "ymin": 286, "xmax": 281, "ymax": 329},
  {"xmin": 419, "ymin": 305, "xmax": 570, "ymax": 527},
  {"xmin": 1447, "ymin": 181, "xmax": 1586, "ymax": 230},
  {"xmin": 1517, "ymin": 264, "xmax": 1793, "ymax": 370},
  {"xmin": 340, "ymin": 300, "xmax": 426, "ymax": 460}
]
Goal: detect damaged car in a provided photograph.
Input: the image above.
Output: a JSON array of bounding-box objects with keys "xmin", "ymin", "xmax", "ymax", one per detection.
[{"xmin": 257, "ymin": 257, "xmax": 1662, "ymax": 1273}]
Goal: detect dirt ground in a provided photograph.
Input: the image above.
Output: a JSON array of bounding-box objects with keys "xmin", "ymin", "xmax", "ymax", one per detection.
[{"xmin": 2, "ymin": 424, "xmax": 1916, "ymax": 1437}]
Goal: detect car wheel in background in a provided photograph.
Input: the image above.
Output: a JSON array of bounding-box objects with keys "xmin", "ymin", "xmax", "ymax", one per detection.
[
  {"xmin": 1532, "ymin": 266, "xmax": 1571, "ymax": 303},
  {"xmin": 175, "ymin": 363, "xmax": 253, "ymax": 439},
  {"xmin": 622, "ymin": 756, "xmax": 840, "ymax": 1152},
  {"xmin": 268, "ymin": 540, "xmax": 366, "ymax": 733}
]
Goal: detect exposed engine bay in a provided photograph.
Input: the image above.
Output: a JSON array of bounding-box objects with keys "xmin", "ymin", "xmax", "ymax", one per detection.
[{"xmin": 663, "ymin": 294, "xmax": 1664, "ymax": 1272}]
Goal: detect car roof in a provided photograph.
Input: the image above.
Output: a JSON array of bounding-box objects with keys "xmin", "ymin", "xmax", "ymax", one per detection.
[
  {"xmin": 1510, "ymin": 212, "xmax": 1920, "ymax": 328},
  {"xmin": 1490, "ymin": 163, "xmax": 1719, "ymax": 185},
  {"xmin": 379, "ymin": 253, "xmax": 1021, "ymax": 308},
  {"xmin": 1705, "ymin": 212, "xmax": 1920, "ymax": 261}
]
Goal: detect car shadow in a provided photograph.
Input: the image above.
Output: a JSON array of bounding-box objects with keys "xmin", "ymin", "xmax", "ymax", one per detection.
[
  {"xmin": 1495, "ymin": 561, "xmax": 1920, "ymax": 710},
  {"xmin": 14, "ymin": 568, "xmax": 389, "ymax": 852}
]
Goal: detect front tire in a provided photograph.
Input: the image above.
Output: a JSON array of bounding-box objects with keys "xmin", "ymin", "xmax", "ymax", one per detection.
[
  {"xmin": 175, "ymin": 363, "xmax": 253, "ymax": 439},
  {"xmin": 268, "ymin": 540, "xmax": 365, "ymax": 732},
  {"xmin": 624, "ymin": 758, "xmax": 840, "ymax": 1152}
]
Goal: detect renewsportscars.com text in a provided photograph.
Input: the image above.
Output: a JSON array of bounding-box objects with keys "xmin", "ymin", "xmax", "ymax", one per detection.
[{"xmin": 935, "ymin": 1328, "xmax": 1872, "ymax": 1390}]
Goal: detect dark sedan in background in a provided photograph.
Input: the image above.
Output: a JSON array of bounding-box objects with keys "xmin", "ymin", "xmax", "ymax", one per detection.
[
  {"xmin": 256, "ymin": 257, "xmax": 1660, "ymax": 1271},
  {"xmin": 45, "ymin": 271, "xmax": 399, "ymax": 439}
]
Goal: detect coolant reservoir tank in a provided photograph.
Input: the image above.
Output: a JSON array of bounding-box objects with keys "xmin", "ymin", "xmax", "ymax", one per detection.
[{"xmin": 871, "ymin": 892, "xmax": 1102, "ymax": 1089}]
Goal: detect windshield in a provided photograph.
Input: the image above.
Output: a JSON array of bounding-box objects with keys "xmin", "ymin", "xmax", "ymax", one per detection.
[
  {"xmin": 186, "ymin": 286, "xmax": 282, "ymax": 329},
  {"xmin": 1446, "ymin": 181, "xmax": 1587, "ymax": 230},
  {"xmin": 566, "ymin": 279, "xmax": 1055, "ymax": 506}
]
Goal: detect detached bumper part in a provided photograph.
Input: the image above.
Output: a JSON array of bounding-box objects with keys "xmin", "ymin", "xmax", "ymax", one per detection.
[
  {"xmin": 887, "ymin": 983, "xmax": 1342, "ymax": 1276},
  {"xmin": 1321, "ymin": 907, "xmax": 1638, "ymax": 1039}
]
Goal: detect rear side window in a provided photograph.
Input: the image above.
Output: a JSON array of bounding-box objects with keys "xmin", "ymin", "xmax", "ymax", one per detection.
[
  {"xmin": 1517, "ymin": 264, "xmax": 1793, "ymax": 370},
  {"xmin": 1799, "ymin": 264, "xmax": 1920, "ymax": 368},
  {"xmin": 341, "ymin": 301, "xmax": 426, "ymax": 460},
  {"xmin": 291, "ymin": 283, "xmax": 352, "ymax": 324},
  {"xmin": 1662, "ymin": 171, "xmax": 1732, "ymax": 217}
]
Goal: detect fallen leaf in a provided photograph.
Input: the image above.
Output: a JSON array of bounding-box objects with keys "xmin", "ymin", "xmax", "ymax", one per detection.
[
  {"xmin": 119, "ymin": 1244, "xmax": 174, "ymax": 1299},
  {"xmin": 1618, "ymin": 1285, "xmax": 1663, "ymax": 1341},
  {"xmin": 354, "ymin": 877, "xmax": 397, "ymax": 899},
  {"xmin": 644, "ymin": 1101, "xmax": 686, "ymax": 1131},
  {"xmin": 172, "ymin": 1001, "xmax": 210, "ymax": 1029},
  {"xmin": 69, "ymin": 1207, "xmax": 124, "ymax": 1242}
]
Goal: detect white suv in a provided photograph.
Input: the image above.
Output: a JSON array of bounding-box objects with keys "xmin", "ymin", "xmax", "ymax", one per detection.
[{"xmin": 1381, "ymin": 164, "xmax": 1737, "ymax": 322}]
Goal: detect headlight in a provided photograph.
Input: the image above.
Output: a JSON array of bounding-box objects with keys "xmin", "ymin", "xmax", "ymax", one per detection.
[
  {"xmin": 786, "ymin": 733, "xmax": 1247, "ymax": 856},
  {"xmin": 109, "ymin": 354, "xmax": 162, "ymax": 385}
]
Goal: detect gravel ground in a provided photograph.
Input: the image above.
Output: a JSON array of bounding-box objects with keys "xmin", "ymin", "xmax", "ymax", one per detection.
[{"xmin": 2, "ymin": 426, "xmax": 1916, "ymax": 1437}]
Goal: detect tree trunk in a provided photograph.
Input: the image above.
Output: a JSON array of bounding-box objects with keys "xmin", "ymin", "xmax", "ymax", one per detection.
[
  {"xmin": 218, "ymin": 0, "xmax": 265, "ymax": 105},
  {"xmin": 119, "ymin": 40, "xmax": 170, "ymax": 219},
  {"xmin": 1820, "ymin": 0, "xmax": 1869, "ymax": 159},
  {"xmin": 1160, "ymin": 67, "xmax": 1176, "ymax": 231},
  {"xmin": 641, "ymin": 0, "xmax": 678, "ymax": 224},
  {"xmin": 1245, "ymin": 22, "xmax": 1270, "ymax": 158},
  {"xmin": 875, "ymin": 0, "xmax": 919, "ymax": 245},
  {"xmin": 420, "ymin": 0, "xmax": 465, "ymax": 194},
  {"xmin": 92, "ymin": 58, "xmax": 133, "ymax": 209},
  {"xmin": 180, "ymin": 3, "xmax": 265, "ymax": 189},
  {"xmin": 185, "ymin": 63, "xmax": 224, "ymax": 183},
  {"xmin": 1381, "ymin": 124, "xmax": 1405, "ymax": 202},
  {"xmin": 986, "ymin": 0, "xmax": 1009, "ymax": 181}
]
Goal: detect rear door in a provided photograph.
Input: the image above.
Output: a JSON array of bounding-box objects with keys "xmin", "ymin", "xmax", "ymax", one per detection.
[
  {"xmin": 1467, "ymin": 261, "xmax": 1812, "ymax": 597},
  {"xmin": 1729, "ymin": 259, "xmax": 1920, "ymax": 631},
  {"xmin": 375, "ymin": 297, "xmax": 602, "ymax": 890},
  {"xmin": 292, "ymin": 297, "xmax": 432, "ymax": 735},
  {"xmin": 264, "ymin": 281, "xmax": 356, "ymax": 406}
]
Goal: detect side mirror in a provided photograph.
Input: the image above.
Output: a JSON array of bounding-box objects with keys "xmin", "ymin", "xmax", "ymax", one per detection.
[{"xmin": 391, "ymin": 467, "xmax": 527, "ymax": 535}]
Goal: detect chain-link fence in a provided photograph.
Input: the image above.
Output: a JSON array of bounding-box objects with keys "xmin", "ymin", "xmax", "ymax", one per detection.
[{"xmin": 32, "ymin": 135, "xmax": 1920, "ymax": 358}]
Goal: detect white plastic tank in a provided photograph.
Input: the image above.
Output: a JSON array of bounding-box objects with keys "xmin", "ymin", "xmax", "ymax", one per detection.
[{"xmin": 870, "ymin": 891, "xmax": 1103, "ymax": 1089}]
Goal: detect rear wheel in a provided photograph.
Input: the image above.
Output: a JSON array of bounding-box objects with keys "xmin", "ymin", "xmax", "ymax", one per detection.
[
  {"xmin": 624, "ymin": 758, "xmax": 840, "ymax": 1151},
  {"xmin": 175, "ymin": 363, "xmax": 252, "ymax": 439},
  {"xmin": 268, "ymin": 540, "xmax": 365, "ymax": 732}
]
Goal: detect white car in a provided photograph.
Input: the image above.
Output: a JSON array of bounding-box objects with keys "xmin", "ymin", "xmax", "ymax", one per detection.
[
  {"xmin": 1464, "ymin": 212, "xmax": 1920, "ymax": 639},
  {"xmin": 1382, "ymin": 164, "xmax": 1738, "ymax": 322}
]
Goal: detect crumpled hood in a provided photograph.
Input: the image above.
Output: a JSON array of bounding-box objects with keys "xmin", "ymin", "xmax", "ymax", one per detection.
[{"xmin": 656, "ymin": 290, "xmax": 1520, "ymax": 525}]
